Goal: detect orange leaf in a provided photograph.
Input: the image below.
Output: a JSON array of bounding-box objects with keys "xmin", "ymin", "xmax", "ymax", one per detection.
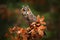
[{"xmin": 36, "ymin": 15, "xmax": 40, "ymax": 22}]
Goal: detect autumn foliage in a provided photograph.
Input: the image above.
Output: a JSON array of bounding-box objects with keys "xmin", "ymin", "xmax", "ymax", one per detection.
[{"xmin": 5, "ymin": 15, "xmax": 46, "ymax": 40}]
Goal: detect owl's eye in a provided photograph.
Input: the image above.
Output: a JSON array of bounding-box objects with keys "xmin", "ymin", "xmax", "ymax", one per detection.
[
  {"xmin": 27, "ymin": 9, "xmax": 29, "ymax": 11},
  {"xmin": 23, "ymin": 9, "xmax": 25, "ymax": 11}
]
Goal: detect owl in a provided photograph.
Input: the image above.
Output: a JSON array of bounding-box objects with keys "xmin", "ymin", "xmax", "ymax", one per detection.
[{"xmin": 21, "ymin": 5, "xmax": 36, "ymax": 23}]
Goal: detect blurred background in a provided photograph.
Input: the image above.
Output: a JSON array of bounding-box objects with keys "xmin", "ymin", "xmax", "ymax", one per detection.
[{"xmin": 0, "ymin": 0, "xmax": 60, "ymax": 40}]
